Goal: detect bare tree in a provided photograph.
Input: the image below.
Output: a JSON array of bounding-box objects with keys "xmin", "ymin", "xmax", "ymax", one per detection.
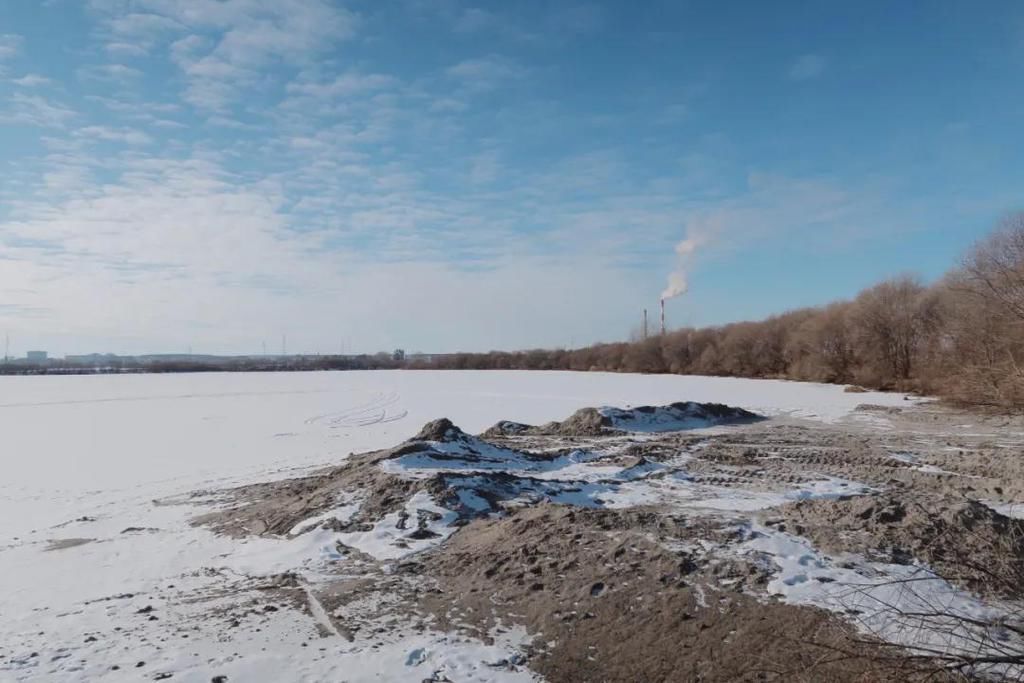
[
  {"xmin": 962, "ymin": 213, "xmax": 1024, "ymax": 322},
  {"xmin": 852, "ymin": 276, "xmax": 937, "ymax": 384}
]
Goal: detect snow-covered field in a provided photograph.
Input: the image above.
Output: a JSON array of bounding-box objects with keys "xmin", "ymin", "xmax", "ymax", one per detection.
[
  {"xmin": 0, "ymin": 370, "xmax": 908, "ymax": 537},
  {"xmin": 0, "ymin": 370, "xmax": 914, "ymax": 681}
]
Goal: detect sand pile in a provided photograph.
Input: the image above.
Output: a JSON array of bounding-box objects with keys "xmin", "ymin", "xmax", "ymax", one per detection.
[
  {"xmin": 776, "ymin": 494, "xmax": 1024, "ymax": 598},
  {"xmin": 184, "ymin": 400, "xmax": 1024, "ymax": 682},
  {"xmin": 483, "ymin": 401, "xmax": 760, "ymax": 438},
  {"xmin": 417, "ymin": 505, "xmax": 910, "ymax": 683}
]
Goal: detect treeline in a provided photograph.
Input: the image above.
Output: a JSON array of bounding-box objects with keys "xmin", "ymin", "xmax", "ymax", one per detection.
[
  {"xmin": 0, "ymin": 353, "xmax": 403, "ymax": 376},
  {"xmin": 412, "ymin": 215, "xmax": 1024, "ymax": 409}
]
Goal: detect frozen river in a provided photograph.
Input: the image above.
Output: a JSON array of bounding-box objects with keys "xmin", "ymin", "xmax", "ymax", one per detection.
[
  {"xmin": 0, "ymin": 370, "xmax": 914, "ymax": 682},
  {"xmin": 0, "ymin": 369, "xmax": 910, "ymax": 538}
]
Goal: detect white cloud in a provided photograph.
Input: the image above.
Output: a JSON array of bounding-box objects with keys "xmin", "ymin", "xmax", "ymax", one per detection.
[
  {"xmin": 788, "ymin": 54, "xmax": 826, "ymax": 80},
  {"xmin": 78, "ymin": 63, "xmax": 144, "ymax": 83},
  {"xmin": 0, "ymin": 93, "xmax": 76, "ymax": 128},
  {"xmin": 446, "ymin": 55, "xmax": 526, "ymax": 90},
  {"xmin": 453, "ymin": 8, "xmax": 498, "ymax": 34},
  {"xmin": 287, "ymin": 71, "xmax": 397, "ymax": 99},
  {"xmin": 0, "ymin": 3, "xmax": 950, "ymax": 355},
  {"xmin": 548, "ymin": 4, "xmax": 605, "ymax": 35},
  {"xmin": 108, "ymin": 12, "xmax": 184, "ymax": 38},
  {"xmin": 468, "ymin": 150, "xmax": 501, "ymax": 185},
  {"xmin": 102, "ymin": 0, "xmax": 361, "ymax": 110},
  {"xmin": 0, "ymin": 152, "xmax": 652, "ymax": 353},
  {"xmin": 11, "ymin": 74, "xmax": 52, "ymax": 87},
  {"xmin": 105, "ymin": 41, "xmax": 150, "ymax": 57},
  {"xmin": 0, "ymin": 34, "xmax": 22, "ymax": 60},
  {"xmin": 76, "ymin": 125, "xmax": 153, "ymax": 145},
  {"xmin": 203, "ymin": 115, "xmax": 257, "ymax": 130}
]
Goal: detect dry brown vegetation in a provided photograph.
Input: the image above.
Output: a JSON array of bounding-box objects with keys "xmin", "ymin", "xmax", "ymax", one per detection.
[{"xmin": 415, "ymin": 214, "xmax": 1024, "ymax": 410}]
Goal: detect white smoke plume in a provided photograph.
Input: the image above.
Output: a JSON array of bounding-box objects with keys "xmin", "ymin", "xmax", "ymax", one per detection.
[{"xmin": 661, "ymin": 233, "xmax": 704, "ymax": 301}]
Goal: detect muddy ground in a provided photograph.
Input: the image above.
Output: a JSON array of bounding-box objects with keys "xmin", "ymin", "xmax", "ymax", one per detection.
[{"xmin": 191, "ymin": 401, "xmax": 1024, "ymax": 682}]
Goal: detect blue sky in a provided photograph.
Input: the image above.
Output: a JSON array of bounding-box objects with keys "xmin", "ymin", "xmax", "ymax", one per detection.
[{"xmin": 0, "ymin": 0, "xmax": 1021, "ymax": 355}]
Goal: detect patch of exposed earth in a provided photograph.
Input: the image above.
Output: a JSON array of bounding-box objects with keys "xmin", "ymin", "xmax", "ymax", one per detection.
[
  {"xmin": 185, "ymin": 401, "xmax": 1024, "ymax": 681},
  {"xmin": 16, "ymin": 400, "xmax": 1024, "ymax": 682}
]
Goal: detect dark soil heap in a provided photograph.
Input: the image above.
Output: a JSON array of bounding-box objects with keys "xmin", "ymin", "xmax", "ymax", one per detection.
[{"xmin": 777, "ymin": 494, "xmax": 1024, "ymax": 599}]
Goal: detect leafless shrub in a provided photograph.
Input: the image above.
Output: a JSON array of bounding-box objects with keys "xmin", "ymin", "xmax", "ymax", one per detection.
[
  {"xmin": 962, "ymin": 213, "xmax": 1024, "ymax": 323},
  {"xmin": 823, "ymin": 505, "xmax": 1024, "ymax": 681}
]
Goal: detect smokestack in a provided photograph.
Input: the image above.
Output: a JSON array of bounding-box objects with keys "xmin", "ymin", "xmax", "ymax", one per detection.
[
  {"xmin": 660, "ymin": 299, "xmax": 666, "ymax": 336},
  {"xmin": 643, "ymin": 308, "xmax": 648, "ymax": 340}
]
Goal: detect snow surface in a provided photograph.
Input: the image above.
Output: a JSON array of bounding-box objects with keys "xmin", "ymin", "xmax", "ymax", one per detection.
[
  {"xmin": 0, "ymin": 370, "xmax": 916, "ymax": 681},
  {"xmin": 737, "ymin": 523, "xmax": 1023, "ymax": 672},
  {"xmin": 381, "ymin": 430, "xmax": 876, "ymax": 515},
  {"xmin": 983, "ymin": 501, "xmax": 1024, "ymax": 520},
  {"xmin": 0, "ymin": 370, "xmax": 911, "ymax": 533},
  {"xmin": 335, "ymin": 490, "xmax": 459, "ymax": 561}
]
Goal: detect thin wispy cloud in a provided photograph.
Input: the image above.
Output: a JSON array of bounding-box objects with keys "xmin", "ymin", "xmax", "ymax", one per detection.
[
  {"xmin": 77, "ymin": 63, "xmax": 144, "ymax": 83},
  {"xmin": 11, "ymin": 74, "xmax": 52, "ymax": 87},
  {"xmin": 287, "ymin": 71, "xmax": 397, "ymax": 99},
  {"xmin": 75, "ymin": 125, "xmax": 153, "ymax": 146},
  {"xmin": 0, "ymin": 2, "xmax": 1018, "ymax": 354},
  {"xmin": 446, "ymin": 55, "xmax": 526, "ymax": 90},
  {"xmin": 453, "ymin": 8, "xmax": 498, "ymax": 34},
  {"xmin": 1, "ymin": 93, "xmax": 76, "ymax": 128},
  {"xmin": 0, "ymin": 34, "xmax": 22, "ymax": 60},
  {"xmin": 788, "ymin": 53, "xmax": 826, "ymax": 80}
]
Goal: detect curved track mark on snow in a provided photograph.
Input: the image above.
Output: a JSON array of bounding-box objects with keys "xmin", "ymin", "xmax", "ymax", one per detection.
[{"xmin": 305, "ymin": 392, "xmax": 408, "ymax": 429}]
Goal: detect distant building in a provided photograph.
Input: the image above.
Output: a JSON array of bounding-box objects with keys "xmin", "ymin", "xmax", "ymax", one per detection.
[{"xmin": 26, "ymin": 350, "xmax": 48, "ymax": 362}]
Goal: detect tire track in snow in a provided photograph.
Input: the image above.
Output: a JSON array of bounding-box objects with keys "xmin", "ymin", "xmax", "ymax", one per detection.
[{"xmin": 305, "ymin": 391, "xmax": 408, "ymax": 429}]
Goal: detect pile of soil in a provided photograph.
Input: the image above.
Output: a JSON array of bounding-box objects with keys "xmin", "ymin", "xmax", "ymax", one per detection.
[
  {"xmin": 417, "ymin": 505, "xmax": 939, "ymax": 683},
  {"xmin": 483, "ymin": 402, "xmax": 760, "ymax": 439},
  {"xmin": 776, "ymin": 494, "xmax": 1024, "ymax": 598},
  {"xmin": 482, "ymin": 407, "xmax": 613, "ymax": 438},
  {"xmin": 184, "ymin": 400, "xmax": 1024, "ymax": 682}
]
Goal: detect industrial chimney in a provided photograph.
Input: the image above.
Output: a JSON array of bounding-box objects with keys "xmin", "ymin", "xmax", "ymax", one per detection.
[{"xmin": 660, "ymin": 299, "xmax": 666, "ymax": 336}]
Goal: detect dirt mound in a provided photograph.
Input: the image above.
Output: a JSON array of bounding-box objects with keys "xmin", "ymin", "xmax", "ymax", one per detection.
[
  {"xmin": 412, "ymin": 417, "xmax": 459, "ymax": 441},
  {"xmin": 855, "ymin": 403, "xmax": 903, "ymax": 414},
  {"xmin": 418, "ymin": 504, "xmax": 931, "ymax": 683},
  {"xmin": 483, "ymin": 407, "xmax": 613, "ymax": 437},
  {"xmin": 540, "ymin": 406, "xmax": 613, "ymax": 436},
  {"xmin": 776, "ymin": 494, "xmax": 1024, "ymax": 598},
  {"xmin": 600, "ymin": 401, "xmax": 760, "ymax": 432},
  {"xmin": 483, "ymin": 402, "xmax": 760, "ymax": 438},
  {"xmin": 181, "ymin": 400, "xmax": 1021, "ymax": 681},
  {"xmin": 480, "ymin": 420, "xmax": 532, "ymax": 437}
]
